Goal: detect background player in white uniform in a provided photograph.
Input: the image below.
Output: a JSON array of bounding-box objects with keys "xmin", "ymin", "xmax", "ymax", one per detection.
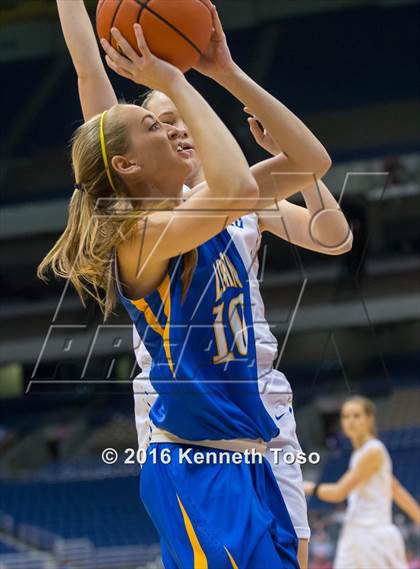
[
  {"xmin": 304, "ymin": 396, "xmax": 420, "ymax": 569},
  {"xmin": 56, "ymin": 3, "xmax": 350, "ymax": 567}
]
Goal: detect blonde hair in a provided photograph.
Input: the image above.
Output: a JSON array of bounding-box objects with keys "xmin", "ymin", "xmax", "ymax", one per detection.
[
  {"xmin": 38, "ymin": 104, "xmax": 197, "ymax": 318},
  {"xmin": 141, "ymin": 89, "xmax": 156, "ymax": 109},
  {"xmin": 342, "ymin": 395, "xmax": 377, "ymax": 436}
]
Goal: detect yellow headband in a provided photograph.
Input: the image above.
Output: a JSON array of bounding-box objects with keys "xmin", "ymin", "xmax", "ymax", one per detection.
[{"xmin": 99, "ymin": 110, "xmax": 117, "ymax": 193}]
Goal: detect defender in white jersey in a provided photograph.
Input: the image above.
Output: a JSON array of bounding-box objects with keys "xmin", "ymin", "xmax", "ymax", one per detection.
[
  {"xmin": 133, "ymin": 90, "xmax": 352, "ymax": 568},
  {"xmin": 305, "ymin": 396, "xmax": 420, "ymax": 569}
]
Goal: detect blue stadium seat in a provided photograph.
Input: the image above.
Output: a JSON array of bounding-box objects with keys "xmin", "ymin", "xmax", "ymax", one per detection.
[{"xmin": 0, "ymin": 475, "xmax": 158, "ymax": 549}]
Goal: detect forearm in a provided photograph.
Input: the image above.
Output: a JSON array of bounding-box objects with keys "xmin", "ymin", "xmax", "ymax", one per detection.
[
  {"xmin": 57, "ymin": 0, "xmax": 105, "ymax": 76},
  {"xmin": 301, "ymin": 180, "xmax": 353, "ymax": 252},
  {"xmin": 397, "ymin": 497, "xmax": 420, "ymax": 524},
  {"xmin": 167, "ymin": 75, "xmax": 257, "ymax": 197},
  {"xmin": 216, "ymin": 64, "xmax": 331, "ymax": 176},
  {"xmin": 57, "ymin": 0, "xmax": 117, "ymax": 119},
  {"xmin": 316, "ymin": 483, "xmax": 345, "ymax": 503},
  {"xmin": 394, "ymin": 482, "xmax": 420, "ymax": 524}
]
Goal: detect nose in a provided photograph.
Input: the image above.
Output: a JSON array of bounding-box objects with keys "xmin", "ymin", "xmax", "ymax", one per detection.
[{"xmin": 167, "ymin": 124, "xmax": 188, "ymax": 140}]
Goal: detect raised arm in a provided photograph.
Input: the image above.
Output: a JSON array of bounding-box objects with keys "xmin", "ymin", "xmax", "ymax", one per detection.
[
  {"xmin": 193, "ymin": 5, "xmax": 332, "ymax": 201},
  {"xmin": 217, "ymin": 68, "xmax": 331, "ymax": 179},
  {"xmin": 392, "ymin": 476, "xmax": 420, "ymax": 524},
  {"xmin": 304, "ymin": 446, "xmax": 384, "ymax": 503},
  {"xmin": 57, "ymin": 0, "xmax": 117, "ymax": 120},
  {"xmin": 245, "ymin": 108, "xmax": 352, "ymax": 254},
  {"xmin": 258, "ymin": 184, "xmax": 352, "ymax": 255}
]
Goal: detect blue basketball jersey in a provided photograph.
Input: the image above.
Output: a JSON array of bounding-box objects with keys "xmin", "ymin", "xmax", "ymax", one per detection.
[{"xmin": 118, "ymin": 228, "xmax": 279, "ymax": 442}]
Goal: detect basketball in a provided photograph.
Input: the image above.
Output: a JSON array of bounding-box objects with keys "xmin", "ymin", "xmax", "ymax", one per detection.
[{"xmin": 96, "ymin": 0, "xmax": 213, "ymax": 73}]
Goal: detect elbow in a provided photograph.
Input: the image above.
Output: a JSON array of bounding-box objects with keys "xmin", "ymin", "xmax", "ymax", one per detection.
[
  {"xmin": 305, "ymin": 146, "xmax": 332, "ymax": 179},
  {"xmin": 314, "ymin": 151, "xmax": 332, "ymax": 179},
  {"xmin": 335, "ymin": 490, "xmax": 347, "ymax": 503},
  {"xmin": 247, "ymin": 178, "xmax": 260, "ymax": 208},
  {"xmin": 332, "ymin": 485, "xmax": 348, "ymax": 502},
  {"xmin": 245, "ymin": 177, "xmax": 260, "ymax": 201},
  {"xmin": 234, "ymin": 176, "xmax": 259, "ymax": 209},
  {"xmin": 329, "ymin": 231, "xmax": 353, "ymax": 256},
  {"xmin": 217, "ymin": 176, "xmax": 259, "ymax": 211},
  {"xmin": 342, "ymin": 231, "xmax": 353, "ymax": 252}
]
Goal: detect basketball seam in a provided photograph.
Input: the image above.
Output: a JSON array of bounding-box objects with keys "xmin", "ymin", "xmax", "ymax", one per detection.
[
  {"xmin": 136, "ymin": 0, "xmax": 152, "ymax": 23},
  {"xmin": 134, "ymin": 0, "xmax": 203, "ymax": 56},
  {"xmin": 109, "ymin": 0, "xmax": 124, "ymax": 44}
]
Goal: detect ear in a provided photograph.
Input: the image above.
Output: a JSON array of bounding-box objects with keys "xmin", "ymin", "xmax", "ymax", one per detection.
[{"xmin": 111, "ymin": 155, "xmax": 142, "ymax": 177}]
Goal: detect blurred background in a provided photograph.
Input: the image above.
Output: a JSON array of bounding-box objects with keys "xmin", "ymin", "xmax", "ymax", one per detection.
[{"xmin": 0, "ymin": 0, "xmax": 419, "ymax": 568}]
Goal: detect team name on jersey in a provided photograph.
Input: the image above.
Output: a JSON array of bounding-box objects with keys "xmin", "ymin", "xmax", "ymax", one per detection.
[{"xmin": 213, "ymin": 252, "xmax": 243, "ymax": 302}]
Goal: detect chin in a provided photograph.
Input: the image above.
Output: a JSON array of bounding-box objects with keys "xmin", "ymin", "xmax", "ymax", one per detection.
[{"xmin": 168, "ymin": 156, "xmax": 190, "ymax": 176}]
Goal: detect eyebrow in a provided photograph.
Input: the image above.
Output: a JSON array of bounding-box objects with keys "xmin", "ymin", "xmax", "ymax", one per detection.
[
  {"xmin": 141, "ymin": 113, "xmax": 156, "ymax": 124},
  {"xmin": 158, "ymin": 111, "xmax": 176, "ymax": 118}
]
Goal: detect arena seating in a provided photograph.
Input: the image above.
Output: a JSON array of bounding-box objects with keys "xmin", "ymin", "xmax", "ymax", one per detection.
[
  {"xmin": 0, "ymin": 541, "xmax": 19, "ymax": 555},
  {"xmin": 0, "ymin": 476, "xmax": 158, "ymax": 545},
  {"xmin": 0, "ymin": 475, "xmax": 160, "ymax": 568},
  {"xmin": 0, "ymin": 538, "xmax": 50, "ymax": 569}
]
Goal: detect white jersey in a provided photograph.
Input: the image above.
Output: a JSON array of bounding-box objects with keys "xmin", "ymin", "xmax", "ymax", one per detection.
[
  {"xmin": 345, "ymin": 438, "xmax": 393, "ymax": 526},
  {"xmin": 334, "ymin": 439, "xmax": 407, "ymax": 568},
  {"xmin": 133, "ymin": 211, "xmax": 291, "ymax": 392}
]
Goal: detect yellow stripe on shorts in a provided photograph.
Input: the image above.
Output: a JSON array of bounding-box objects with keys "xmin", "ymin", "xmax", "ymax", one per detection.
[
  {"xmin": 176, "ymin": 495, "xmax": 208, "ymax": 569},
  {"xmin": 224, "ymin": 546, "xmax": 239, "ymax": 569}
]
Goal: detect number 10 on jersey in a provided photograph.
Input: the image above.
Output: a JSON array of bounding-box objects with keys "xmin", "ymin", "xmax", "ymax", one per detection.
[{"xmin": 212, "ymin": 293, "xmax": 249, "ymax": 364}]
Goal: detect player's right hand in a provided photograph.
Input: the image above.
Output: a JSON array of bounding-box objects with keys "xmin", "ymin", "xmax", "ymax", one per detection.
[
  {"xmin": 100, "ymin": 24, "xmax": 182, "ymax": 92},
  {"xmin": 303, "ymin": 481, "xmax": 316, "ymax": 497}
]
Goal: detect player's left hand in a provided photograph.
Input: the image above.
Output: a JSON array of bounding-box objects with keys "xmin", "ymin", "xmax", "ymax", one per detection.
[
  {"xmin": 101, "ymin": 25, "xmax": 182, "ymax": 92},
  {"xmin": 244, "ymin": 107, "xmax": 282, "ymax": 156},
  {"xmin": 192, "ymin": 4, "xmax": 235, "ymax": 79}
]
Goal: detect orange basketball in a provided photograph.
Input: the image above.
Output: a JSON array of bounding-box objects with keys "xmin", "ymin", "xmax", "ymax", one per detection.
[{"xmin": 96, "ymin": 0, "xmax": 213, "ymax": 73}]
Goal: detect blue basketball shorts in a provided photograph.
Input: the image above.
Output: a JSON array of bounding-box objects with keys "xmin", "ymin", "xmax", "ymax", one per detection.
[{"xmin": 140, "ymin": 443, "xmax": 299, "ymax": 569}]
